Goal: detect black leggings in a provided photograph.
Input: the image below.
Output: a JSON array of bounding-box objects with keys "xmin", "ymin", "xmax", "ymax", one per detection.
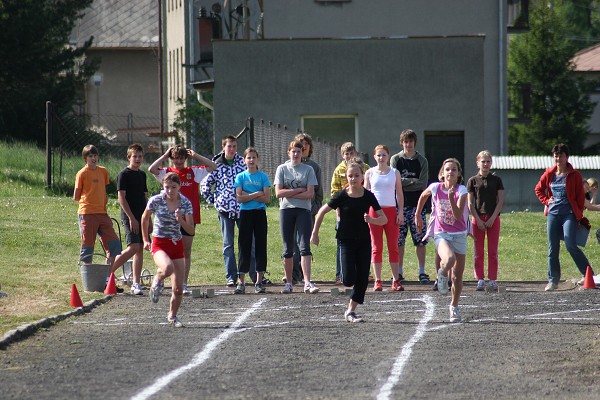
[{"xmin": 339, "ymin": 238, "xmax": 371, "ymax": 304}]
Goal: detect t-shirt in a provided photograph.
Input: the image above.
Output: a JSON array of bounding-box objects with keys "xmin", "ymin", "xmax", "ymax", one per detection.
[
  {"xmin": 429, "ymin": 182, "xmax": 468, "ymax": 234},
  {"xmin": 393, "ymin": 155, "xmax": 424, "ymax": 207},
  {"xmin": 117, "ymin": 167, "xmax": 148, "ymax": 220},
  {"xmin": 549, "ymin": 174, "xmax": 571, "ymax": 215},
  {"xmin": 155, "ymin": 166, "xmax": 207, "ymax": 224},
  {"xmin": 274, "ymin": 161, "xmax": 318, "ymax": 210},
  {"xmin": 75, "ymin": 165, "xmax": 110, "ymax": 215},
  {"xmin": 466, "ymin": 173, "xmax": 504, "ymax": 216},
  {"xmin": 328, "ymin": 188, "xmax": 381, "ymax": 241},
  {"xmin": 233, "ymin": 170, "xmax": 271, "ymax": 211},
  {"xmin": 147, "ymin": 192, "xmax": 193, "ymax": 240}
]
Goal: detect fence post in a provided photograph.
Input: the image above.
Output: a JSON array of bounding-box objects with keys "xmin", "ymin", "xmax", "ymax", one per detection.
[
  {"xmin": 45, "ymin": 101, "xmax": 53, "ymax": 190},
  {"xmin": 249, "ymin": 117, "xmax": 254, "ymax": 147}
]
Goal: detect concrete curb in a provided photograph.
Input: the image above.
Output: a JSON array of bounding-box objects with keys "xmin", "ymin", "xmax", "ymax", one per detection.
[{"xmin": 0, "ymin": 295, "xmax": 113, "ymax": 350}]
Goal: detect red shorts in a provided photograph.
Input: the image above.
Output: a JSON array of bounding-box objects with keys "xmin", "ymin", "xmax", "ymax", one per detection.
[{"xmin": 151, "ymin": 237, "xmax": 185, "ymax": 260}]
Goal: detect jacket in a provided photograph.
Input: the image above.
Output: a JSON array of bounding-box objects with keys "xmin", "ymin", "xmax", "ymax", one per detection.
[
  {"xmin": 534, "ymin": 162, "xmax": 585, "ymax": 221},
  {"xmin": 200, "ymin": 152, "xmax": 246, "ymax": 219}
]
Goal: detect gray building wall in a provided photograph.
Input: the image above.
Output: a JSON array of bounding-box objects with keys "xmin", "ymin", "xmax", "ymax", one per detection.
[
  {"xmin": 213, "ymin": 36, "xmax": 485, "ymax": 178},
  {"xmin": 261, "ymin": 0, "xmax": 508, "ymax": 157}
]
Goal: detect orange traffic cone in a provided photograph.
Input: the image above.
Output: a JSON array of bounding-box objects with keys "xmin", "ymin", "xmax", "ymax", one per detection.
[
  {"xmin": 104, "ymin": 272, "xmax": 117, "ymax": 295},
  {"xmin": 70, "ymin": 284, "xmax": 84, "ymax": 308},
  {"xmin": 582, "ymin": 266, "xmax": 597, "ymax": 289}
]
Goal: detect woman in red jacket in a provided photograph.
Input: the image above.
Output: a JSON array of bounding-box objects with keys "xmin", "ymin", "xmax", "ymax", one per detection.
[{"xmin": 534, "ymin": 143, "xmax": 593, "ymax": 291}]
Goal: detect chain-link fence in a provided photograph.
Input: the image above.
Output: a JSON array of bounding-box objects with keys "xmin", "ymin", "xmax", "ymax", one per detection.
[{"xmin": 238, "ymin": 118, "xmax": 340, "ymax": 194}]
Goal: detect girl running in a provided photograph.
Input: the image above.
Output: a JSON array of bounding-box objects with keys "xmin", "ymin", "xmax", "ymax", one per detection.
[
  {"xmin": 142, "ymin": 172, "xmax": 194, "ymax": 328},
  {"xmin": 416, "ymin": 158, "xmax": 468, "ymax": 322},
  {"xmin": 311, "ymin": 159, "xmax": 387, "ymax": 322}
]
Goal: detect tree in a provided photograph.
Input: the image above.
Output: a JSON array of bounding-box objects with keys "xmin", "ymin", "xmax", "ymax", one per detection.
[
  {"xmin": 0, "ymin": 0, "xmax": 98, "ymax": 145},
  {"xmin": 172, "ymin": 94, "xmax": 214, "ymax": 157},
  {"xmin": 508, "ymin": 3, "xmax": 597, "ymax": 155}
]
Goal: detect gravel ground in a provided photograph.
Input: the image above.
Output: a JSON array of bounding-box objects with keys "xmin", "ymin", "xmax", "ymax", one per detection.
[{"xmin": 0, "ymin": 281, "xmax": 599, "ymax": 400}]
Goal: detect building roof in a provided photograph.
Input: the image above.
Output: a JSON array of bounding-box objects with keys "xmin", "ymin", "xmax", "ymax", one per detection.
[
  {"xmin": 70, "ymin": 0, "xmax": 158, "ymax": 49},
  {"xmin": 572, "ymin": 43, "xmax": 600, "ymax": 72},
  {"xmin": 493, "ymin": 156, "xmax": 600, "ymax": 170}
]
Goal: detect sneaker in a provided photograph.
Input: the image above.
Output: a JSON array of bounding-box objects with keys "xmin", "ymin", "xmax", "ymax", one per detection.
[
  {"xmin": 149, "ymin": 282, "xmax": 160, "ymax": 304},
  {"xmin": 488, "ymin": 280, "xmax": 498, "ymax": 290},
  {"xmin": 449, "ymin": 306, "xmax": 461, "ymax": 322},
  {"xmin": 335, "ymin": 278, "xmax": 342, "ymax": 285},
  {"xmin": 391, "ymin": 279, "xmax": 404, "ymax": 291},
  {"xmin": 130, "ymin": 283, "xmax": 143, "ymax": 295},
  {"xmin": 476, "ymin": 279, "xmax": 485, "ymax": 291},
  {"xmin": 255, "ymin": 282, "xmax": 266, "ymax": 293},
  {"xmin": 234, "ymin": 282, "xmax": 245, "ymax": 294},
  {"xmin": 167, "ymin": 315, "xmax": 184, "ymax": 328},
  {"xmin": 226, "ymin": 279, "xmax": 236, "ymax": 288},
  {"xmin": 545, "ymin": 282, "xmax": 557, "ymax": 291},
  {"xmin": 156, "ymin": 281, "xmax": 165, "ymax": 295},
  {"xmin": 577, "ymin": 277, "xmax": 585, "ymax": 286},
  {"xmin": 398, "ymin": 274, "xmax": 405, "ymax": 282},
  {"xmin": 344, "ymin": 310, "xmax": 364, "ymax": 323},
  {"xmin": 304, "ymin": 282, "xmax": 320, "ymax": 294},
  {"xmin": 373, "ymin": 280, "xmax": 383, "ymax": 292},
  {"xmin": 432, "ymin": 280, "xmax": 438, "ymax": 291},
  {"xmin": 182, "ymin": 283, "xmax": 191, "ymax": 296},
  {"xmin": 281, "ymin": 282, "xmax": 293, "ymax": 294},
  {"xmin": 419, "ymin": 273, "xmax": 430, "ymax": 284},
  {"xmin": 437, "ymin": 269, "xmax": 449, "ymax": 294}
]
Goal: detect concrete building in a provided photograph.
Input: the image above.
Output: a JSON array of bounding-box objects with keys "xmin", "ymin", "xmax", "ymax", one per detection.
[
  {"xmin": 209, "ymin": 0, "xmax": 518, "ymax": 180},
  {"xmin": 71, "ymin": 0, "xmax": 160, "ymax": 142}
]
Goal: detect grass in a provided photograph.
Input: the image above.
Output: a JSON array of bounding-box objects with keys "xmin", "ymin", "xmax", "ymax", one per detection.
[{"xmin": 2, "ymin": 140, "xmax": 600, "ymax": 335}]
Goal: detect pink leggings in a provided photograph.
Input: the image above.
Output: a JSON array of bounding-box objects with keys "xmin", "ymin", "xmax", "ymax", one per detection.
[
  {"xmin": 472, "ymin": 215, "xmax": 500, "ymax": 280},
  {"xmin": 369, "ymin": 207, "xmax": 400, "ymax": 263}
]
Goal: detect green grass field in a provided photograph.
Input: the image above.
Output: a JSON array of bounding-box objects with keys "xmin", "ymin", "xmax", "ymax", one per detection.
[{"xmin": 1, "ymin": 140, "xmax": 599, "ymax": 335}]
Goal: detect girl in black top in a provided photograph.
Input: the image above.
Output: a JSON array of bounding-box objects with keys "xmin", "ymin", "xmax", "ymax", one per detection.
[{"xmin": 311, "ymin": 160, "xmax": 387, "ymax": 322}]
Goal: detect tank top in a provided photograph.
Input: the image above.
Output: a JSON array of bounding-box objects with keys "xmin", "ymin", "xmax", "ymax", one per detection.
[{"xmin": 369, "ymin": 167, "xmax": 398, "ymax": 207}]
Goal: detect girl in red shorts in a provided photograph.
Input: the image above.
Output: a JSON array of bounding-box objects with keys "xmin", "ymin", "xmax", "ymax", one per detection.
[{"xmin": 142, "ymin": 172, "xmax": 194, "ymax": 327}]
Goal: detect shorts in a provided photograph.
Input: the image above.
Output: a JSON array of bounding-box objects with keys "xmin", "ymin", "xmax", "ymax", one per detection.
[
  {"xmin": 434, "ymin": 231, "xmax": 467, "ymax": 255},
  {"xmin": 151, "ymin": 236, "xmax": 185, "ymax": 260},
  {"xmin": 398, "ymin": 207, "xmax": 428, "ymax": 247},
  {"xmin": 122, "ymin": 215, "xmax": 143, "ymax": 245}
]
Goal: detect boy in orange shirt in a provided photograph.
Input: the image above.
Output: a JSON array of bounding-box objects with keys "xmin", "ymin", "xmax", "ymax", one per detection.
[{"xmin": 73, "ymin": 145, "xmax": 122, "ymax": 273}]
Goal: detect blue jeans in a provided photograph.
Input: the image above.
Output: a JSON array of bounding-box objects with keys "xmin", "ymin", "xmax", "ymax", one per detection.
[
  {"xmin": 219, "ymin": 212, "xmax": 256, "ymax": 283},
  {"xmin": 547, "ymin": 212, "xmax": 589, "ymax": 284}
]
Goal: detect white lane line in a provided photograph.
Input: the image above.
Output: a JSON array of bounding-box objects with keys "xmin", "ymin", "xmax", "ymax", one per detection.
[
  {"xmin": 130, "ymin": 297, "xmax": 267, "ymax": 400},
  {"xmin": 377, "ymin": 294, "xmax": 435, "ymax": 400}
]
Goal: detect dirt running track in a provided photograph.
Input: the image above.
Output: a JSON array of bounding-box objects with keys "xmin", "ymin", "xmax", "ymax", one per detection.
[{"xmin": 1, "ymin": 282, "xmax": 599, "ymax": 400}]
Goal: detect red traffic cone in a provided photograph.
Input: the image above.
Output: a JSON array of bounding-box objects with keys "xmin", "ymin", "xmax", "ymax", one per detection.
[
  {"xmin": 70, "ymin": 284, "xmax": 84, "ymax": 308},
  {"xmin": 582, "ymin": 266, "xmax": 597, "ymax": 289},
  {"xmin": 104, "ymin": 272, "xmax": 117, "ymax": 295}
]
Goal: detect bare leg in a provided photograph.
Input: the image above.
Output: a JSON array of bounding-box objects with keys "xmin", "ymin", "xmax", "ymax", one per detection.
[
  {"xmin": 301, "ymin": 255, "xmax": 312, "ymax": 283},
  {"xmin": 450, "ymin": 254, "xmax": 465, "ymax": 307},
  {"xmin": 373, "ymin": 262, "xmax": 383, "ymax": 281}
]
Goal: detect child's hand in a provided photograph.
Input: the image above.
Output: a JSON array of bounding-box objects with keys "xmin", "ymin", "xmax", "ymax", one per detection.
[
  {"xmin": 310, "ymin": 232, "xmax": 319, "ymax": 246},
  {"xmin": 476, "ymin": 219, "xmax": 486, "ymax": 230},
  {"xmin": 174, "ymin": 208, "xmax": 184, "ymax": 222},
  {"xmin": 448, "ymin": 185, "xmax": 455, "ymax": 197},
  {"xmin": 364, "ymin": 213, "xmax": 370, "ymax": 223},
  {"xmin": 130, "ymin": 217, "xmax": 140, "ymax": 234},
  {"xmin": 143, "ymin": 240, "xmax": 151, "ymax": 251},
  {"xmin": 396, "ymin": 213, "xmax": 404, "ymax": 226},
  {"xmin": 415, "ymin": 214, "xmax": 423, "ymax": 233}
]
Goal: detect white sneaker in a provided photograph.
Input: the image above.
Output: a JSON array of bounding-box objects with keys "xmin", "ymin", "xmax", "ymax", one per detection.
[
  {"xmin": 437, "ymin": 269, "xmax": 449, "ymax": 294},
  {"xmin": 344, "ymin": 310, "xmax": 364, "ymax": 323},
  {"xmin": 476, "ymin": 279, "xmax": 485, "ymax": 291},
  {"xmin": 182, "ymin": 283, "xmax": 191, "ymax": 296},
  {"xmin": 167, "ymin": 315, "xmax": 184, "ymax": 328},
  {"xmin": 449, "ymin": 306, "xmax": 461, "ymax": 322},
  {"xmin": 281, "ymin": 282, "xmax": 293, "ymax": 294},
  {"xmin": 130, "ymin": 283, "xmax": 143, "ymax": 295},
  {"xmin": 488, "ymin": 280, "xmax": 498, "ymax": 290},
  {"xmin": 304, "ymin": 282, "xmax": 320, "ymax": 294},
  {"xmin": 545, "ymin": 282, "xmax": 557, "ymax": 291}
]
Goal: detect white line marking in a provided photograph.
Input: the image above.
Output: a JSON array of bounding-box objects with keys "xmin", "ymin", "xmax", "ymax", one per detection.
[
  {"xmin": 130, "ymin": 297, "xmax": 267, "ymax": 400},
  {"xmin": 377, "ymin": 294, "xmax": 435, "ymax": 400}
]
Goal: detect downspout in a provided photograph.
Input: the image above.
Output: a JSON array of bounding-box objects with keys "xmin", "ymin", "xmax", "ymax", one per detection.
[
  {"xmin": 196, "ymin": 91, "xmax": 214, "ymax": 111},
  {"xmin": 158, "ymin": 0, "xmax": 164, "ymax": 133}
]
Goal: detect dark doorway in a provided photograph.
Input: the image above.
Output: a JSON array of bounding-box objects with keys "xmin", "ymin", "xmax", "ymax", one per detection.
[{"xmin": 424, "ymin": 131, "xmax": 465, "ymax": 184}]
